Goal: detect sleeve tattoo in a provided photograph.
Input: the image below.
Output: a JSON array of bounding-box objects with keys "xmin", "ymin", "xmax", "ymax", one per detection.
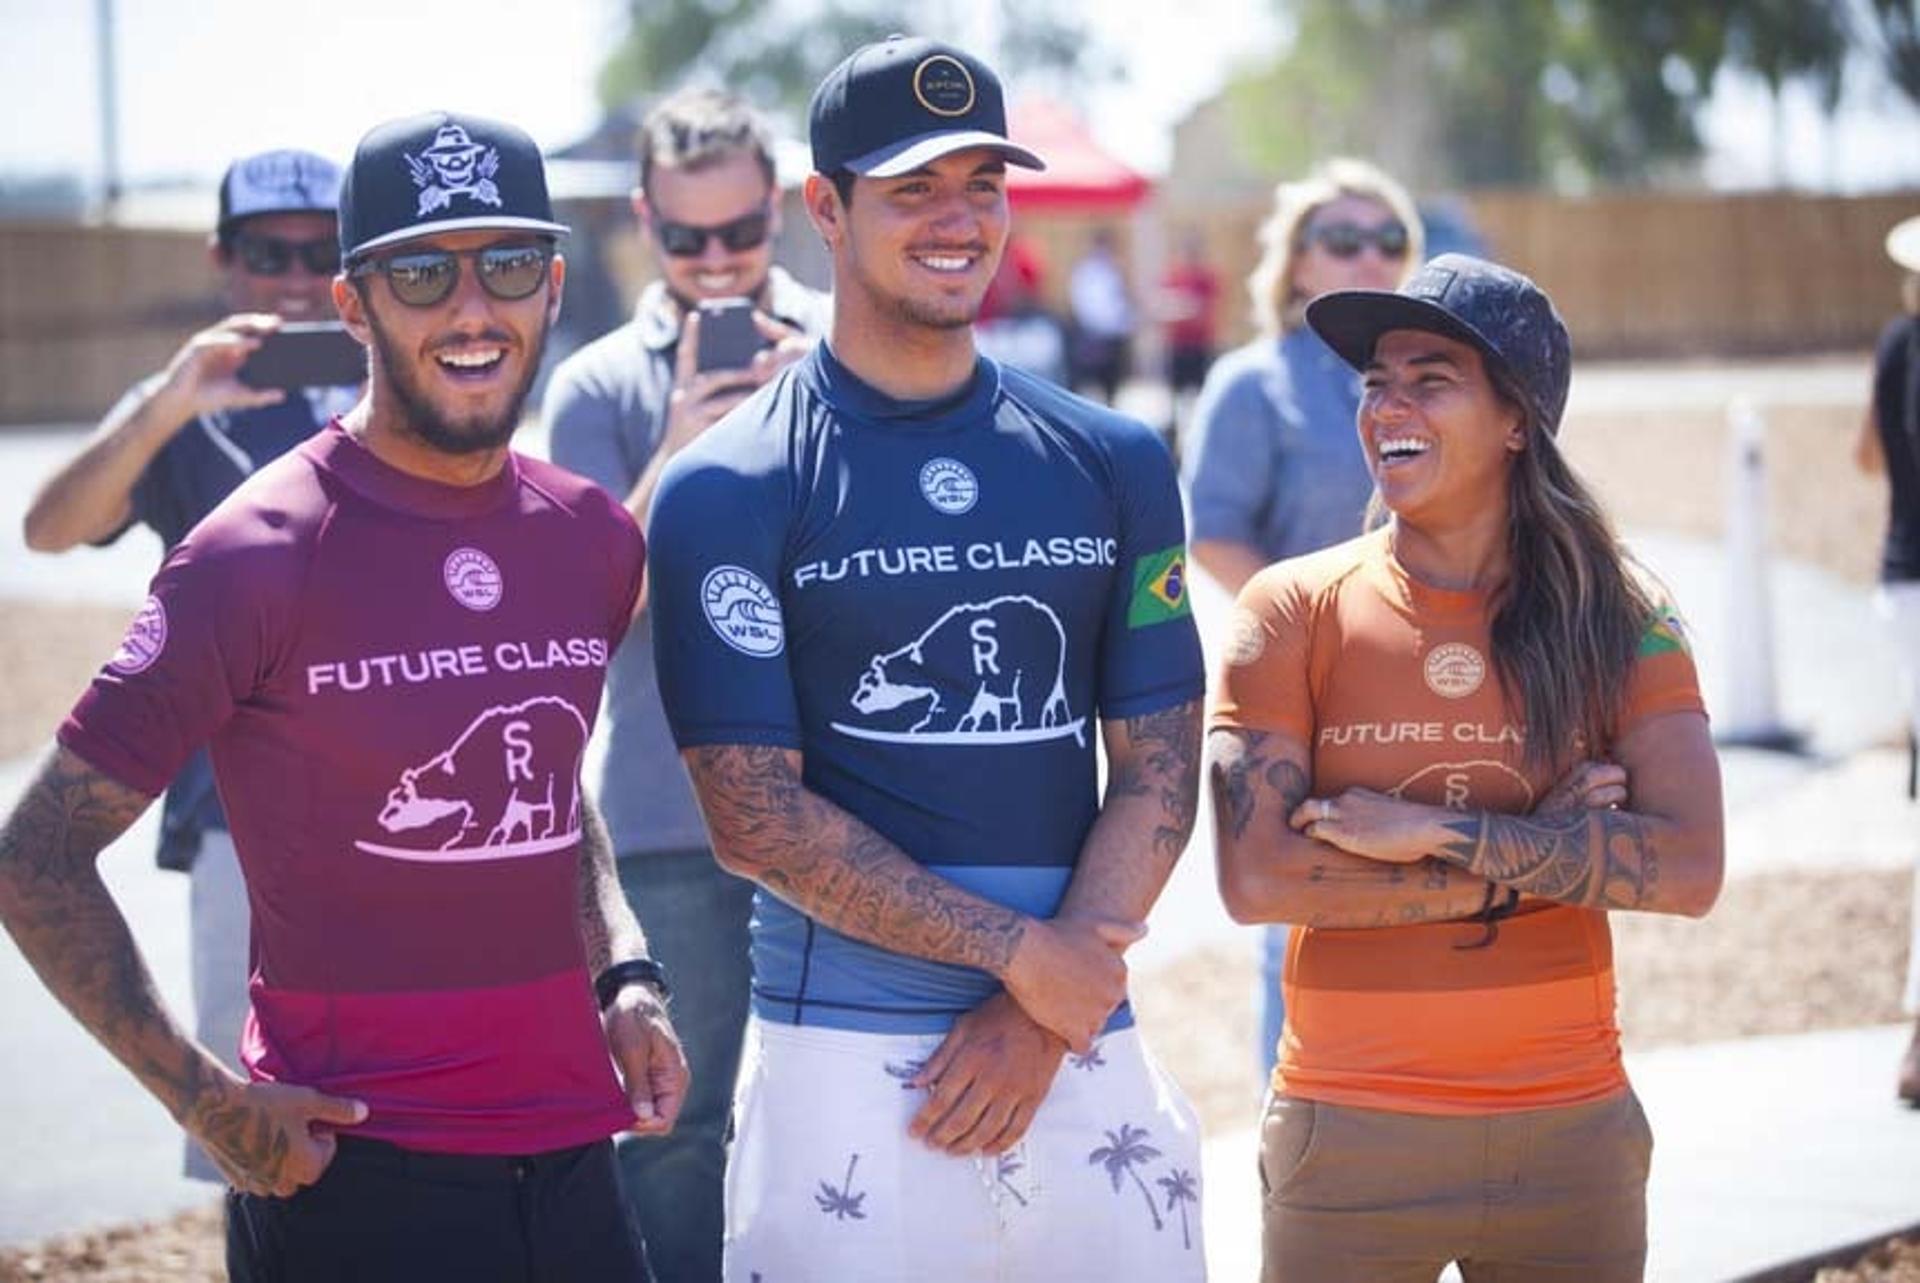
[
  {"xmin": 686, "ymin": 745, "xmax": 1026, "ymax": 975},
  {"xmin": 1438, "ymin": 808, "xmax": 1658, "ymax": 910},
  {"xmin": 1104, "ymin": 700, "xmax": 1201, "ymax": 867},
  {"xmin": 0, "ymin": 750, "xmax": 233, "ymax": 1128}
]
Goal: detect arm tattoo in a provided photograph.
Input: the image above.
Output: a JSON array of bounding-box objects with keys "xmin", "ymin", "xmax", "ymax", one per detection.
[
  {"xmin": 577, "ymin": 802, "xmax": 644, "ymax": 975},
  {"xmin": 0, "ymin": 750, "xmax": 239, "ymax": 1133},
  {"xmin": 1105, "ymin": 700, "xmax": 1201, "ymax": 865},
  {"xmin": 1208, "ymin": 730, "xmax": 1308, "ymax": 842},
  {"xmin": 687, "ymin": 745, "xmax": 1026, "ymax": 975},
  {"xmin": 1438, "ymin": 809, "xmax": 1660, "ymax": 910}
]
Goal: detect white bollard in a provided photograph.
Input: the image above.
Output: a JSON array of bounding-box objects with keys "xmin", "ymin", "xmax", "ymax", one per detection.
[{"xmin": 1718, "ymin": 397, "xmax": 1800, "ymax": 749}]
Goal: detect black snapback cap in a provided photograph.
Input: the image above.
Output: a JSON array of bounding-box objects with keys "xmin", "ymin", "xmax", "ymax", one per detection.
[
  {"xmin": 810, "ymin": 35, "xmax": 1044, "ymax": 177},
  {"xmin": 217, "ymin": 149, "xmax": 340, "ymax": 239},
  {"xmin": 339, "ymin": 111, "xmax": 569, "ymax": 262},
  {"xmin": 1307, "ymin": 253, "xmax": 1573, "ymax": 435}
]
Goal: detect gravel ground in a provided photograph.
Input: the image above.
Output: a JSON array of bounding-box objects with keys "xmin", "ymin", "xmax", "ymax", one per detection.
[{"xmin": 1818, "ymin": 1236, "xmax": 1920, "ymax": 1282}]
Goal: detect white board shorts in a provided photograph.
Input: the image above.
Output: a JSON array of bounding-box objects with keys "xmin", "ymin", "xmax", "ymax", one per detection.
[{"xmin": 724, "ymin": 1016, "xmax": 1206, "ymax": 1282}]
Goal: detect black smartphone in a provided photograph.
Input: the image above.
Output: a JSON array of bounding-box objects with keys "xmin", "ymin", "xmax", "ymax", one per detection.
[
  {"xmin": 694, "ymin": 298, "xmax": 771, "ymax": 374},
  {"xmin": 239, "ymin": 322, "xmax": 366, "ymax": 390}
]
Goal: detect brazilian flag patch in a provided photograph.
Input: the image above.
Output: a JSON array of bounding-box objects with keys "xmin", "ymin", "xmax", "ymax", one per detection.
[
  {"xmin": 1128, "ymin": 545, "xmax": 1193, "ymax": 628},
  {"xmin": 1638, "ymin": 604, "xmax": 1690, "ymax": 657}
]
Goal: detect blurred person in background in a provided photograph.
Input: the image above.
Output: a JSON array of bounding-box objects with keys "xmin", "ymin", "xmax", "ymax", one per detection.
[
  {"xmin": 544, "ymin": 86, "xmax": 827, "ymax": 1280},
  {"xmin": 1180, "ymin": 157, "xmax": 1423, "ymax": 1086},
  {"xmin": 975, "ymin": 235, "xmax": 1068, "ymax": 384},
  {"xmin": 1855, "ymin": 213, "xmax": 1920, "ymax": 1106},
  {"xmin": 19, "ymin": 148, "xmax": 355, "ymax": 1184},
  {"xmin": 1068, "ymin": 225, "xmax": 1136, "ymax": 405},
  {"xmin": 1158, "ymin": 228, "xmax": 1220, "ymax": 445},
  {"xmin": 1210, "ymin": 255, "xmax": 1723, "ymax": 1282}
]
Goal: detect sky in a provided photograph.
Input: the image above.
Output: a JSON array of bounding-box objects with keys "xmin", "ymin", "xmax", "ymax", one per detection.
[{"xmin": 2, "ymin": 0, "xmax": 1916, "ymax": 198}]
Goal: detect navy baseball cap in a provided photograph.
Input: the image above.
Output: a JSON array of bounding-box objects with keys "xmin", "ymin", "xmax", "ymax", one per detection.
[
  {"xmin": 1307, "ymin": 253, "xmax": 1573, "ymax": 434},
  {"xmin": 810, "ymin": 35, "xmax": 1044, "ymax": 178},
  {"xmin": 217, "ymin": 149, "xmax": 340, "ymax": 239},
  {"xmin": 339, "ymin": 111, "xmax": 569, "ymax": 262}
]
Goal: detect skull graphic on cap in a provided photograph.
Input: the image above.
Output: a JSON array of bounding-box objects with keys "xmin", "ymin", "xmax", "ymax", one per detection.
[{"xmin": 404, "ymin": 124, "xmax": 502, "ymax": 217}]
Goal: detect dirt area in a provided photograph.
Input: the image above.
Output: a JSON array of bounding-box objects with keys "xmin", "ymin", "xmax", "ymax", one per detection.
[
  {"xmin": 1817, "ymin": 1235, "xmax": 1920, "ymax": 1282},
  {"xmin": 0, "ymin": 600, "xmax": 137, "ymax": 760}
]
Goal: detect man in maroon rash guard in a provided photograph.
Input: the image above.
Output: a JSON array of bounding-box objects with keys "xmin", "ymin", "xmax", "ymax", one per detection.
[{"xmin": 0, "ymin": 111, "xmax": 686, "ymax": 1283}]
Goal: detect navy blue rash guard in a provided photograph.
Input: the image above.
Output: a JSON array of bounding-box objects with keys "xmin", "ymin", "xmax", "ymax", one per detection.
[{"xmin": 650, "ymin": 343, "xmax": 1204, "ymax": 1034}]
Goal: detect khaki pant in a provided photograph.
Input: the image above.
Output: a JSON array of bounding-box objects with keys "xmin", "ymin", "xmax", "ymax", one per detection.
[{"xmin": 1260, "ymin": 1089, "xmax": 1652, "ymax": 1283}]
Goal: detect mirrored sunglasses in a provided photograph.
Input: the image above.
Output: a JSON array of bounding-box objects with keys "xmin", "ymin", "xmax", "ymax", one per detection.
[
  {"xmin": 652, "ymin": 208, "xmax": 771, "ymax": 258},
  {"xmin": 349, "ymin": 242, "xmax": 554, "ymax": 308}
]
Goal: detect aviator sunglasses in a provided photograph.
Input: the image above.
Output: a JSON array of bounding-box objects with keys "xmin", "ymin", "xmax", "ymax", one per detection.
[
  {"xmin": 651, "ymin": 208, "xmax": 772, "ymax": 258},
  {"xmin": 348, "ymin": 242, "xmax": 554, "ymax": 308},
  {"xmin": 232, "ymin": 233, "xmax": 341, "ymax": 277},
  {"xmin": 1302, "ymin": 219, "xmax": 1411, "ymax": 260}
]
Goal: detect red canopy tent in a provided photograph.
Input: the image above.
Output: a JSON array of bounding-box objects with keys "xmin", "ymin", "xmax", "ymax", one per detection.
[{"xmin": 1005, "ymin": 98, "xmax": 1153, "ymax": 212}]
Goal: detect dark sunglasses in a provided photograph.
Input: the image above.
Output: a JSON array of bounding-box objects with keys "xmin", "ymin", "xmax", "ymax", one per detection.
[
  {"xmin": 652, "ymin": 208, "xmax": 771, "ymax": 258},
  {"xmin": 1302, "ymin": 219, "xmax": 1410, "ymax": 260},
  {"xmin": 348, "ymin": 242, "xmax": 554, "ymax": 308},
  {"xmin": 232, "ymin": 233, "xmax": 341, "ymax": 277}
]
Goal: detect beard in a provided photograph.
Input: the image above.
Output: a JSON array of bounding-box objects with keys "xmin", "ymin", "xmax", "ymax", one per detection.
[
  {"xmin": 366, "ymin": 311, "xmax": 549, "ymax": 457},
  {"xmin": 845, "ymin": 241, "xmax": 993, "ymax": 334}
]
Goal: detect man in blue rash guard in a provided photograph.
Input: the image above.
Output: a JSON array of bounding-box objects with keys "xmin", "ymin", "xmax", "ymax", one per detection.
[{"xmin": 648, "ymin": 34, "xmax": 1209, "ymax": 1283}]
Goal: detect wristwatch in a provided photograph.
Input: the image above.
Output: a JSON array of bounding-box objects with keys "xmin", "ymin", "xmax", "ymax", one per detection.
[{"xmin": 594, "ymin": 958, "xmax": 672, "ymax": 1010}]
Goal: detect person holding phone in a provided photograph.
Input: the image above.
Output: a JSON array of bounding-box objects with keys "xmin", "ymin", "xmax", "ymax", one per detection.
[
  {"xmin": 543, "ymin": 86, "xmax": 828, "ymax": 1281},
  {"xmin": 1, "ymin": 110, "xmax": 683, "ymax": 1281},
  {"xmin": 20, "ymin": 147, "xmax": 359, "ymax": 1184}
]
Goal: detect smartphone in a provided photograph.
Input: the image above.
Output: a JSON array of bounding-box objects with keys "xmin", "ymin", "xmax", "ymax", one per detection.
[
  {"xmin": 239, "ymin": 322, "xmax": 366, "ymax": 390},
  {"xmin": 694, "ymin": 298, "xmax": 771, "ymax": 374}
]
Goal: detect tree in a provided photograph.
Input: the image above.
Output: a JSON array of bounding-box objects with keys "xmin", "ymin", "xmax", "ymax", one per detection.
[
  {"xmin": 596, "ymin": 0, "xmax": 1115, "ymax": 123},
  {"xmin": 1225, "ymin": 0, "xmax": 1851, "ymax": 191},
  {"xmin": 1855, "ymin": 0, "xmax": 1920, "ymax": 113}
]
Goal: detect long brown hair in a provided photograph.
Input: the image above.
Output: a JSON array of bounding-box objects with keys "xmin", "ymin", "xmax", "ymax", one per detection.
[{"xmin": 1484, "ymin": 365, "xmax": 1656, "ymax": 772}]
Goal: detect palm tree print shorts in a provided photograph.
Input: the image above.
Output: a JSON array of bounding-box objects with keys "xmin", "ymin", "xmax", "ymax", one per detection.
[{"xmin": 723, "ymin": 1016, "xmax": 1207, "ymax": 1282}]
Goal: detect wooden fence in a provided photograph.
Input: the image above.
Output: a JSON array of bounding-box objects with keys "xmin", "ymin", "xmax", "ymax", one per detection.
[{"xmin": 2, "ymin": 188, "xmax": 1916, "ymax": 424}]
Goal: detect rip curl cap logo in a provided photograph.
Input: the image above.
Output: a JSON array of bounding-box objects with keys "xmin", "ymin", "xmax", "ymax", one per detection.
[
  {"xmin": 703, "ymin": 565, "xmax": 784, "ymax": 657},
  {"xmin": 919, "ymin": 457, "xmax": 979, "ymax": 515},
  {"xmin": 405, "ymin": 124, "xmax": 503, "ymax": 217},
  {"xmin": 444, "ymin": 547, "xmax": 504, "ymax": 612},
  {"xmin": 109, "ymin": 596, "xmax": 168, "ymax": 675},
  {"xmin": 913, "ymin": 55, "xmax": 976, "ymax": 117},
  {"xmin": 1423, "ymin": 642, "xmax": 1486, "ymax": 699}
]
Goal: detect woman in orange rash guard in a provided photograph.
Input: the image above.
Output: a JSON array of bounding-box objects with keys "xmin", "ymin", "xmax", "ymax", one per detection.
[{"xmin": 1207, "ymin": 254, "xmax": 1724, "ymax": 1283}]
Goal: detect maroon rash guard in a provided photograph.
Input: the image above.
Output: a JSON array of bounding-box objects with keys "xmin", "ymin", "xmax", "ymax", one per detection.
[{"xmin": 62, "ymin": 423, "xmax": 644, "ymax": 1154}]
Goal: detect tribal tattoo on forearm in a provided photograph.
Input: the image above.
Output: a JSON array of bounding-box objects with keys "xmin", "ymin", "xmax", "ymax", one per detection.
[
  {"xmin": 1437, "ymin": 808, "xmax": 1659, "ymax": 910},
  {"xmin": 1104, "ymin": 700, "xmax": 1201, "ymax": 866},
  {"xmin": 687, "ymin": 745, "xmax": 1027, "ymax": 975}
]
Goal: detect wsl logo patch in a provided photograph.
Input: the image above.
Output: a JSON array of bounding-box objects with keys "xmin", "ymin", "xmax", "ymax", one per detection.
[
  {"xmin": 405, "ymin": 124, "xmax": 503, "ymax": 217},
  {"xmin": 703, "ymin": 565, "xmax": 784, "ymax": 657},
  {"xmin": 919, "ymin": 457, "xmax": 979, "ymax": 515},
  {"xmin": 358, "ymin": 696, "xmax": 587, "ymax": 863},
  {"xmin": 833, "ymin": 594, "xmax": 1085, "ymax": 747},
  {"xmin": 1127, "ymin": 546, "xmax": 1191, "ymax": 629},
  {"xmin": 108, "ymin": 596, "xmax": 168, "ymax": 675},
  {"xmin": 1423, "ymin": 642, "xmax": 1486, "ymax": 699},
  {"xmin": 443, "ymin": 547, "xmax": 504, "ymax": 612}
]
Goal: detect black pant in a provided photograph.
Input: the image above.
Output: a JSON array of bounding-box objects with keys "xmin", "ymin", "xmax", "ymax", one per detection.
[{"xmin": 227, "ymin": 1135, "xmax": 650, "ymax": 1283}]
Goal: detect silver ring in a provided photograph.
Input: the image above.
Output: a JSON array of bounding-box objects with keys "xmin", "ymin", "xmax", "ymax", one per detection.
[{"xmin": 1319, "ymin": 798, "xmax": 1332, "ymax": 823}]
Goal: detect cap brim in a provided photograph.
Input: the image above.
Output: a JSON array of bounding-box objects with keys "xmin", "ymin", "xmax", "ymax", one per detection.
[
  {"xmin": 347, "ymin": 215, "xmax": 570, "ymax": 261},
  {"xmin": 1306, "ymin": 290, "xmax": 1501, "ymax": 376},
  {"xmin": 221, "ymin": 204, "xmax": 338, "ymax": 233},
  {"xmin": 848, "ymin": 130, "xmax": 1046, "ymax": 178},
  {"xmin": 1888, "ymin": 215, "xmax": 1920, "ymax": 273}
]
